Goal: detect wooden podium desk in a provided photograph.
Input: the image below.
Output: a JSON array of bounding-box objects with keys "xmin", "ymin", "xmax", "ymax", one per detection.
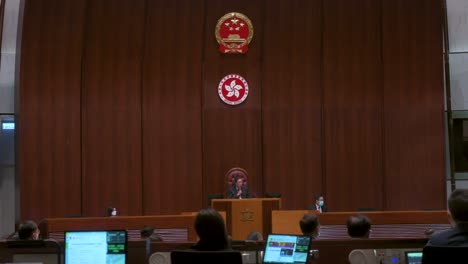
[{"xmin": 211, "ymin": 198, "xmax": 281, "ymax": 240}]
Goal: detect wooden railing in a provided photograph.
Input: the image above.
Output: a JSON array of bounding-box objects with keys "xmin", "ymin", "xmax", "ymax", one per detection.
[
  {"xmin": 38, "ymin": 215, "xmax": 199, "ymax": 242},
  {"xmin": 272, "ymin": 210, "xmax": 450, "ymax": 239}
]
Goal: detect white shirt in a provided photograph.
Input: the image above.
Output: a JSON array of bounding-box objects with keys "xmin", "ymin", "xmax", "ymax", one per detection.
[{"xmin": 316, "ymin": 204, "xmax": 322, "ymax": 213}]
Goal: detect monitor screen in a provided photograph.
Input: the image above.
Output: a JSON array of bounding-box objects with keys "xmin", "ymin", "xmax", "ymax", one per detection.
[
  {"xmin": 405, "ymin": 251, "xmax": 423, "ymax": 264},
  {"xmin": 64, "ymin": 230, "xmax": 127, "ymax": 264},
  {"xmin": 263, "ymin": 234, "xmax": 311, "ymax": 264}
]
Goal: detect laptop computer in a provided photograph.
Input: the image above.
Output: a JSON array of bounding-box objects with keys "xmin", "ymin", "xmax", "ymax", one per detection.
[
  {"xmin": 263, "ymin": 234, "xmax": 311, "ymax": 264},
  {"xmin": 405, "ymin": 250, "xmax": 423, "ymax": 264},
  {"xmin": 64, "ymin": 230, "xmax": 127, "ymax": 264}
]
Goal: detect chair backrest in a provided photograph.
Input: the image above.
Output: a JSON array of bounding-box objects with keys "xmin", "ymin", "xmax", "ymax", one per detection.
[
  {"xmin": 149, "ymin": 252, "xmax": 171, "ymax": 264},
  {"xmin": 171, "ymin": 249, "xmax": 243, "ymax": 264},
  {"xmin": 4, "ymin": 239, "xmax": 62, "ymax": 264},
  {"xmin": 225, "ymin": 167, "xmax": 248, "ymax": 187},
  {"xmin": 348, "ymin": 249, "xmax": 377, "ymax": 264},
  {"xmin": 422, "ymin": 245, "xmax": 468, "ymax": 264}
]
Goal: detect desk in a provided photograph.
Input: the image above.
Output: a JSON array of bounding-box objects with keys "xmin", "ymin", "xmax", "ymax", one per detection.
[
  {"xmin": 272, "ymin": 210, "xmax": 450, "ymax": 239},
  {"xmin": 38, "ymin": 215, "xmax": 198, "ymax": 241},
  {"xmin": 211, "ymin": 198, "xmax": 281, "ymax": 240}
]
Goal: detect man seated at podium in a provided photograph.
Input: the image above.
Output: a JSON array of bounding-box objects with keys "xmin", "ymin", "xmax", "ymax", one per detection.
[
  {"xmin": 228, "ymin": 176, "xmax": 249, "ymax": 199},
  {"xmin": 309, "ymin": 194, "xmax": 328, "ymax": 212}
]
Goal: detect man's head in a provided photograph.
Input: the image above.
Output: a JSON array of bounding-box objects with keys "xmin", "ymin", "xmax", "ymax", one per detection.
[
  {"xmin": 18, "ymin": 220, "xmax": 40, "ymax": 240},
  {"xmin": 235, "ymin": 177, "xmax": 244, "ymax": 189},
  {"xmin": 140, "ymin": 226, "xmax": 154, "ymax": 239},
  {"xmin": 315, "ymin": 194, "xmax": 324, "ymax": 207},
  {"xmin": 299, "ymin": 214, "xmax": 320, "ymax": 238},
  {"xmin": 194, "ymin": 208, "xmax": 229, "ymax": 250},
  {"xmin": 448, "ymin": 189, "xmax": 468, "ymax": 225},
  {"xmin": 346, "ymin": 214, "xmax": 372, "ymax": 238}
]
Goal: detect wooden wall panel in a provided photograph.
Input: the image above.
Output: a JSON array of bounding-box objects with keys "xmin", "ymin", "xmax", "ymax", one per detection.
[
  {"xmin": 17, "ymin": 0, "xmax": 447, "ymax": 219},
  {"xmin": 142, "ymin": 0, "xmax": 204, "ymax": 214},
  {"xmin": 262, "ymin": 0, "xmax": 323, "ymax": 209},
  {"xmin": 81, "ymin": 0, "xmax": 145, "ymax": 216},
  {"xmin": 323, "ymin": 0, "xmax": 384, "ymax": 211},
  {"xmin": 382, "ymin": 0, "xmax": 446, "ymax": 210},
  {"xmin": 202, "ymin": 0, "xmax": 264, "ymax": 201},
  {"xmin": 18, "ymin": 0, "xmax": 85, "ymax": 221}
]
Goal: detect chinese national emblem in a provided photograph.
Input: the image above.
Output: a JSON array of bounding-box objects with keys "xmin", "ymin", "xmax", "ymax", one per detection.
[
  {"xmin": 218, "ymin": 74, "xmax": 249, "ymax": 105},
  {"xmin": 215, "ymin": 12, "xmax": 254, "ymax": 54}
]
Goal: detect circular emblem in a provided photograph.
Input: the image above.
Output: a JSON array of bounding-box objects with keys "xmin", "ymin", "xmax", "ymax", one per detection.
[
  {"xmin": 215, "ymin": 12, "xmax": 254, "ymax": 54},
  {"xmin": 218, "ymin": 74, "xmax": 249, "ymax": 105}
]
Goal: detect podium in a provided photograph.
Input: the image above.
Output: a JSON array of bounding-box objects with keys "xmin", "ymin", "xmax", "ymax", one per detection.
[{"xmin": 211, "ymin": 198, "xmax": 281, "ymax": 240}]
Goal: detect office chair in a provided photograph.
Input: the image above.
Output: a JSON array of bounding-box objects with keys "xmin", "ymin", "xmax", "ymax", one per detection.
[
  {"xmin": 207, "ymin": 193, "xmax": 224, "ymax": 206},
  {"xmin": 348, "ymin": 249, "xmax": 377, "ymax": 264},
  {"xmin": 225, "ymin": 167, "xmax": 248, "ymax": 188},
  {"xmin": 171, "ymin": 249, "xmax": 243, "ymax": 264},
  {"xmin": 149, "ymin": 252, "xmax": 170, "ymax": 264},
  {"xmin": 5, "ymin": 239, "xmax": 62, "ymax": 264},
  {"xmin": 265, "ymin": 192, "xmax": 281, "ymax": 198}
]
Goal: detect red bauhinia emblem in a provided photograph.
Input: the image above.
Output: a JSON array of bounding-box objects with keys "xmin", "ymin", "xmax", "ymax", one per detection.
[
  {"xmin": 218, "ymin": 74, "xmax": 249, "ymax": 105},
  {"xmin": 215, "ymin": 12, "xmax": 254, "ymax": 54}
]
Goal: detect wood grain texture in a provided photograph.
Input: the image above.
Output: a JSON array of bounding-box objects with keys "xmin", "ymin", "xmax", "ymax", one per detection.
[
  {"xmin": 81, "ymin": 0, "xmax": 145, "ymax": 216},
  {"xmin": 141, "ymin": 0, "xmax": 204, "ymax": 214},
  {"xmin": 382, "ymin": 0, "xmax": 446, "ymax": 210},
  {"xmin": 262, "ymin": 0, "xmax": 323, "ymax": 210},
  {"xmin": 18, "ymin": 0, "xmax": 86, "ymax": 221},
  {"xmin": 17, "ymin": 0, "xmax": 446, "ymax": 219},
  {"xmin": 323, "ymin": 0, "xmax": 384, "ymax": 211}
]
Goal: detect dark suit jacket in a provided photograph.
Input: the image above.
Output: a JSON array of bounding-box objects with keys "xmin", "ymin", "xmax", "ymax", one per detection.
[
  {"xmin": 308, "ymin": 204, "xmax": 328, "ymax": 212},
  {"xmin": 426, "ymin": 223, "xmax": 468, "ymax": 246},
  {"xmin": 228, "ymin": 186, "xmax": 249, "ymax": 199}
]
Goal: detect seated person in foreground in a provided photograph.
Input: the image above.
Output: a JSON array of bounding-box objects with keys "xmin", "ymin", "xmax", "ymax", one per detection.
[
  {"xmin": 347, "ymin": 214, "xmax": 372, "ymax": 238},
  {"xmin": 426, "ymin": 189, "xmax": 468, "ymax": 246},
  {"xmin": 299, "ymin": 214, "xmax": 320, "ymax": 239},
  {"xmin": 191, "ymin": 208, "xmax": 230, "ymax": 251},
  {"xmin": 18, "ymin": 220, "xmax": 40, "ymax": 240},
  {"xmin": 346, "ymin": 215, "xmax": 376, "ymax": 264},
  {"xmin": 140, "ymin": 226, "xmax": 163, "ymax": 241},
  {"xmin": 228, "ymin": 176, "xmax": 249, "ymax": 199}
]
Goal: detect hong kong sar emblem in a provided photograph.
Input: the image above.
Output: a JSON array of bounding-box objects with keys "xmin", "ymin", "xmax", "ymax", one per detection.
[
  {"xmin": 215, "ymin": 12, "xmax": 254, "ymax": 54},
  {"xmin": 218, "ymin": 74, "xmax": 249, "ymax": 105}
]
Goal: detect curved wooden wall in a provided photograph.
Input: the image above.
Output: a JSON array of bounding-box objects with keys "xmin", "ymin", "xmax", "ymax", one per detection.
[{"xmin": 18, "ymin": 0, "xmax": 445, "ymax": 221}]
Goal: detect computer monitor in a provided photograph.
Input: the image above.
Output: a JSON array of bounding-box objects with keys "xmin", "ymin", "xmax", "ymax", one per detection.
[
  {"xmin": 64, "ymin": 230, "xmax": 127, "ymax": 264},
  {"xmin": 263, "ymin": 234, "xmax": 311, "ymax": 264},
  {"xmin": 405, "ymin": 251, "xmax": 423, "ymax": 264}
]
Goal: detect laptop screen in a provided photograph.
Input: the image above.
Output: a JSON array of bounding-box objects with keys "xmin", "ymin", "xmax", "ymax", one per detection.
[
  {"xmin": 405, "ymin": 251, "xmax": 423, "ymax": 264},
  {"xmin": 263, "ymin": 234, "xmax": 311, "ymax": 264},
  {"xmin": 64, "ymin": 230, "xmax": 127, "ymax": 264}
]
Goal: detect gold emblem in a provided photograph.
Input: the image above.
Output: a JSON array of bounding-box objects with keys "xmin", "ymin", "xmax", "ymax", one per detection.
[
  {"xmin": 240, "ymin": 209, "xmax": 254, "ymax": 222},
  {"xmin": 215, "ymin": 12, "xmax": 254, "ymax": 54}
]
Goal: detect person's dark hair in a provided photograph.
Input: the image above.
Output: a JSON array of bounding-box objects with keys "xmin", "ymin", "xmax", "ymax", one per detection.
[
  {"xmin": 346, "ymin": 214, "xmax": 372, "ymax": 238},
  {"xmin": 233, "ymin": 176, "xmax": 244, "ymax": 185},
  {"xmin": 448, "ymin": 189, "xmax": 468, "ymax": 222},
  {"xmin": 140, "ymin": 226, "xmax": 154, "ymax": 238},
  {"xmin": 246, "ymin": 231, "xmax": 263, "ymax": 241},
  {"xmin": 194, "ymin": 208, "xmax": 229, "ymax": 250},
  {"xmin": 18, "ymin": 220, "xmax": 38, "ymax": 240},
  {"xmin": 140, "ymin": 225, "xmax": 163, "ymax": 241},
  {"xmin": 299, "ymin": 214, "xmax": 319, "ymax": 236},
  {"xmin": 315, "ymin": 194, "xmax": 323, "ymax": 201}
]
